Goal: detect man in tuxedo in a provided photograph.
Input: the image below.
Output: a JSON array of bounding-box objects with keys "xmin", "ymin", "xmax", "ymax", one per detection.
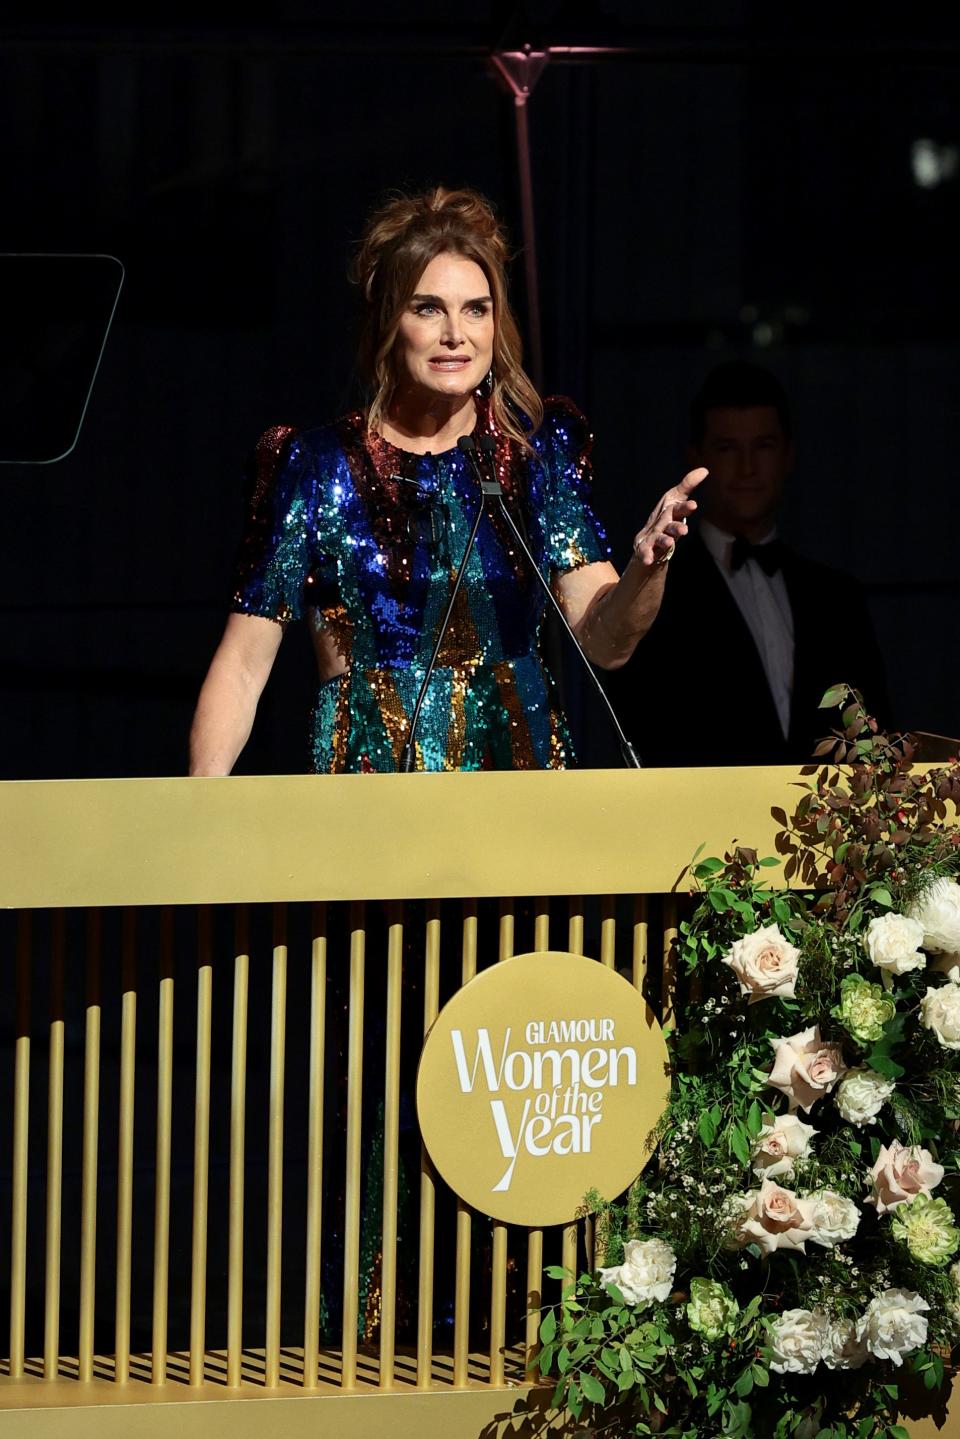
[{"xmin": 606, "ymin": 361, "xmax": 888, "ymax": 766}]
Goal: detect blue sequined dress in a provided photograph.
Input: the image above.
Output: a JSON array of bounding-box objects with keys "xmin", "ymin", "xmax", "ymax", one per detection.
[{"xmin": 232, "ymin": 396, "xmax": 610, "ymax": 772}]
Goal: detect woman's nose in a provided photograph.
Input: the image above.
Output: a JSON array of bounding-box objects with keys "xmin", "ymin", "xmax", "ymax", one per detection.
[{"xmin": 440, "ymin": 315, "xmax": 464, "ymax": 346}]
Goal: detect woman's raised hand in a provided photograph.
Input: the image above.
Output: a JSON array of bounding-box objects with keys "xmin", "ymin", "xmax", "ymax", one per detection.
[{"xmin": 631, "ymin": 467, "xmax": 708, "ymax": 569}]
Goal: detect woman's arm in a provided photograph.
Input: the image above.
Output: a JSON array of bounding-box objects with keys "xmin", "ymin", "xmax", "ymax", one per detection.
[
  {"xmin": 189, "ymin": 612, "xmax": 285, "ymax": 775},
  {"xmin": 555, "ymin": 467, "xmax": 706, "ymax": 670}
]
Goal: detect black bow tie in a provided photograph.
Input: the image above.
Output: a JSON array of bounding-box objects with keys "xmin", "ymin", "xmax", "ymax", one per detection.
[{"xmin": 730, "ymin": 536, "xmax": 783, "ymax": 576}]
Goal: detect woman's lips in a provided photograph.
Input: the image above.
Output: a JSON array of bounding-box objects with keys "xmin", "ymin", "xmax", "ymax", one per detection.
[{"xmin": 428, "ymin": 357, "xmax": 472, "ymax": 370}]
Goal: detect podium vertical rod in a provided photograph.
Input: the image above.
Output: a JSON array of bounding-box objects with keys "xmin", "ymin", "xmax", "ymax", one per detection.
[
  {"xmin": 567, "ymin": 898, "xmax": 584, "ymax": 958},
  {"xmin": 379, "ymin": 901, "xmax": 404, "ymax": 1388},
  {"xmin": 152, "ymin": 909, "xmax": 175, "ymax": 1385},
  {"xmin": 453, "ymin": 900, "xmax": 477, "ymax": 1388},
  {"xmin": 632, "ymin": 896, "xmax": 649, "ymax": 993},
  {"xmin": 115, "ymin": 908, "xmax": 137, "ymax": 1385},
  {"xmin": 489, "ymin": 901, "xmax": 514, "ymax": 1387},
  {"xmin": 227, "ymin": 907, "xmax": 250, "ymax": 1388},
  {"xmin": 662, "ymin": 897, "xmax": 679, "ymax": 1030},
  {"xmin": 265, "ymin": 905, "xmax": 287, "ymax": 1389},
  {"xmin": 416, "ymin": 902, "xmax": 441, "ymax": 1388},
  {"xmin": 9, "ymin": 911, "xmax": 31, "ymax": 1380},
  {"xmin": 44, "ymin": 911, "xmax": 66, "ymax": 1380},
  {"xmin": 303, "ymin": 904, "xmax": 327, "ymax": 1389},
  {"xmin": 189, "ymin": 907, "xmax": 213, "ymax": 1386},
  {"xmin": 600, "ymin": 895, "xmax": 616, "ymax": 968},
  {"xmin": 78, "ymin": 910, "xmax": 101, "ymax": 1382},
  {"xmin": 526, "ymin": 899, "xmax": 549, "ymax": 1378},
  {"xmin": 342, "ymin": 902, "xmax": 366, "ymax": 1389}
]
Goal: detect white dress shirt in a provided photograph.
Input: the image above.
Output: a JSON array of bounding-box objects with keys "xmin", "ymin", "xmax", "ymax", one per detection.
[{"xmin": 698, "ymin": 519, "xmax": 795, "ymax": 740}]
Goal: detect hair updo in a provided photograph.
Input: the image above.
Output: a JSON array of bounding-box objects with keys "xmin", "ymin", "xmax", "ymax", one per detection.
[{"xmin": 352, "ymin": 186, "xmax": 542, "ymax": 448}]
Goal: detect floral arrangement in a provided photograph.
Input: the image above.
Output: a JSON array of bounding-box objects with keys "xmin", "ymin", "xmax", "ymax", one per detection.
[{"xmin": 538, "ymin": 689, "xmax": 960, "ymax": 1438}]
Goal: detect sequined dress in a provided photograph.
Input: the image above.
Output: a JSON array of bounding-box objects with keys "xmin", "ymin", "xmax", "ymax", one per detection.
[{"xmin": 232, "ymin": 396, "xmax": 609, "ymax": 772}]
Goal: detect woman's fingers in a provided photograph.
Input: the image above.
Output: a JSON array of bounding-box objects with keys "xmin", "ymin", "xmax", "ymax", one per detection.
[{"xmin": 633, "ymin": 469, "xmax": 707, "ymax": 567}]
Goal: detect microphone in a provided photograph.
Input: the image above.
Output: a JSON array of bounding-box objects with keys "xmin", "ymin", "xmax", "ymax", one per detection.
[
  {"xmin": 396, "ymin": 435, "xmax": 491, "ymax": 772},
  {"xmin": 470, "ymin": 434, "xmax": 641, "ymax": 769}
]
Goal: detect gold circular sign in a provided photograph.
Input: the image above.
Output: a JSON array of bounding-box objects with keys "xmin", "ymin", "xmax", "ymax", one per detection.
[{"xmin": 416, "ymin": 951, "xmax": 670, "ymax": 1227}]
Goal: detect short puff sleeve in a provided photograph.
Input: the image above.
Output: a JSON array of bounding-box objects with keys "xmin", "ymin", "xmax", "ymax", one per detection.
[
  {"xmin": 231, "ymin": 426, "xmax": 315, "ymax": 624},
  {"xmin": 534, "ymin": 397, "xmax": 611, "ymax": 574}
]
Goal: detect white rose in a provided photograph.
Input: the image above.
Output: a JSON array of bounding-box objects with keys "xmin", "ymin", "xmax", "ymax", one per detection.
[
  {"xmin": 835, "ymin": 1066, "xmax": 895, "ymax": 1127},
  {"xmin": 863, "ymin": 912, "xmax": 926, "ymax": 976},
  {"xmin": 751, "ymin": 1113, "xmax": 818, "ymax": 1179},
  {"xmin": 768, "ymin": 1025, "xmax": 847, "ymax": 1113},
  {"xmin": 768, "ymin": 1307, "xmax": 828, "ymax": 1374},
  {"xmin": 822, "ymin": 1315, "xmax": 870, "ymax": 1369},
  {"xmin": 859, "ymin": 1288, "xmax": 929, "ymax": 1366},
  {"xmin": 598, "ymin": 1236, "xmax": 676, "ymax": 1307},
  {"xmin": 723, "ymin": 923, "xmax": 801, "ymax": 1003},
  {"xmin": 909, "ymin": 877, "xmax": 960, "ymax": 954},
  {"xmin": 808, "ymin": 1190, "xmax": 860, "ymax": 1248},
  {"xmin": 920, "ymin": 979, "xmax": 960, "ymax": 1050}
]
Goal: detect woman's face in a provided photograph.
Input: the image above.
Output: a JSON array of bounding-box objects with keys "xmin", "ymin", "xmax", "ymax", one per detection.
[{"xmin": 393, "ymin": 252, "xmax": 494, "ymax": 402}]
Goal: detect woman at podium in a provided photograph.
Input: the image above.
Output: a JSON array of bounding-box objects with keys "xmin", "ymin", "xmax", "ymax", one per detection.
[{"xmin": 189, "ymin": 187, "xmax": 703, "ymax": 775}]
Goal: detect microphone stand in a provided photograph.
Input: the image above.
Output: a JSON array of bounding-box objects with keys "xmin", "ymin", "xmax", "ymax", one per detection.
[
  {"xmin": 467, "ymin": 434, "xmax": 641, "ymax": 770},
  {"xmin": 398, "ymin": 432, "xmax": 642, "ymax": 772}
]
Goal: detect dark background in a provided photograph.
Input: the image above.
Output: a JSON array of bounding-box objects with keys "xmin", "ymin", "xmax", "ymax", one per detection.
[{"xmin": 2, "ymin": 1, "xmax": 959, "ymax": 778}]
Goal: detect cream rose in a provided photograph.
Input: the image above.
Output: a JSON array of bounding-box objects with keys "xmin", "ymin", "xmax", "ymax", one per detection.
[
  {"xmin": 835, "ymin": 1066, "xmax": 895, "ymax": 1127},
  {"xmin": 920, "ymin": 977, "xmax": 960, "ymax": 1050},
  {"xmin": 807, "ymin": 1189, "xmax": 861, "ymax": 1248},
  {"xmin": 768, "ymin": 1025, "xmax": 847, "ymax": 1113},
  {"xmin": 863, "ymin": 912, "xmax": 926, "ymax": 977},
  {"xmin": 738, "ymin": 1180, "xmax": 815, "ymax": 1255},
  {"xmin": 859, "ymin": 1288, "xmax": 929, "ymax": 1366},
  {"xmin": 865, "ymin": 1139, "xmax": 945, "ymax": 1215},
  {"xmin": 909, "ymin": 876, "xmax": 960, "ymax": 954},
  {"xmin": 750, "ymin": 1113, "xmax": 817, "ymax": 1179},
  {"xmin": 598, "ymin": 1236, "xmax": 676, "ymax": 1307},
  {"xmin": 768, "ymin": 1307, "xmax": 828, "ymax": 1374},
  {"xmin": 822, "ymin": 1316, "xmax": 869, "ymax": 1370},
  {"xmin": 722, "ymin": 923, "xmax": 800, "ymax": 1003}
]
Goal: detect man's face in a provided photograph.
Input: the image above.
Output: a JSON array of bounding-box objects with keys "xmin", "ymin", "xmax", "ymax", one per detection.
[{"xmin": 691, "ymin": 405, "xmax": 793, "ymax": 537}]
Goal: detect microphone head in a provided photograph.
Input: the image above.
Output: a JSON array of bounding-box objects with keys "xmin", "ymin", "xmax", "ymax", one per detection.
[
  {"xmin": 478, "ymin": 434, "xmax": 497, "ymax": 456},
  {"xmin": 457, "ymin": 434, "xmax": 477, "ymax": 454}
]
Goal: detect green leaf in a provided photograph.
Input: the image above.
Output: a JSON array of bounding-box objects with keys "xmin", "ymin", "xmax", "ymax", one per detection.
[
  {"xmin": 556, "ymin": 1346, "xmax": 570, "ymax": 1374},
  {"xmin": 888, "ymin": 1427, "xmax": 910, "ymax": 1439},
  {"xmin": 580, "ymin": 1373, "xmax": 605, "ymax": 1405},
  {"xmin": 616, "ymin": 1370, "xmax": 635, "ymax": 1391},
  {"xmin": 746, "ymin": 1100, "xmax": 763, "ymax": 1136},
  {"xmin": 698, "ymin": 1109, "xmax": 718, "ymax": 1147},
  {"xmin": 819, "ymin": 684, "xmax": 847, "ymax": 709},
  {"xmin": 543, "ymin": 1265, "xmax": 570, "ymax": 1280},
  {"xmin": 539, "ymin": 1309, "xmax": 556, "ymax": 1345},
  {"xmin": 734, "ymin": 1367, "xmax": 754, "ymax": 1397},
  {"xmin": 729, "ymin": 1123, "xmax": 751, "ymax": 1167},
  {"xmin": 695, "ymin": 856, "xmax": 725, "ymax": 875},
  {"xmin": 759, "ymin": 856, "xmax": 780, "ymax": 867},
  {"xmin": 751, "ymin": 1363, "xmax": 769, "ymax": 1387},
  {"xmin": 869, "ymin": 884, "xmax": 893, "ymax": 908}
]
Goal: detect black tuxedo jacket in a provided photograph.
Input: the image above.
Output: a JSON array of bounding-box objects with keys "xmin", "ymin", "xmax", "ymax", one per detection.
[{"xmin": 603, "ymin": 533, "xmax": 889, "ymax": 768}]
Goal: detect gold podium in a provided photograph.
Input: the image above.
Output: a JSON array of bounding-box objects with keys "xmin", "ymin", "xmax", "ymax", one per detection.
[{"xmin": 0, "ymin": 770, "xmax": 952, "ymax": 1437}]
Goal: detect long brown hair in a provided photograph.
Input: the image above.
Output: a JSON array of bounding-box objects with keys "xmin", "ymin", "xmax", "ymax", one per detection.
[{"xmin": 352, "ymin": 186, "xmax": 543, "ymax": 449}]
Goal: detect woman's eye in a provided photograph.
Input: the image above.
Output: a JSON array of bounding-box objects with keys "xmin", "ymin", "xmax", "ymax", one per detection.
[
  {"xmin": 467, "ymin": 304, "xmax": 491, "ymax": 317},
  {"xmin": 413, "ymin": 303, "xmax": 440, "ymax": 315}
]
